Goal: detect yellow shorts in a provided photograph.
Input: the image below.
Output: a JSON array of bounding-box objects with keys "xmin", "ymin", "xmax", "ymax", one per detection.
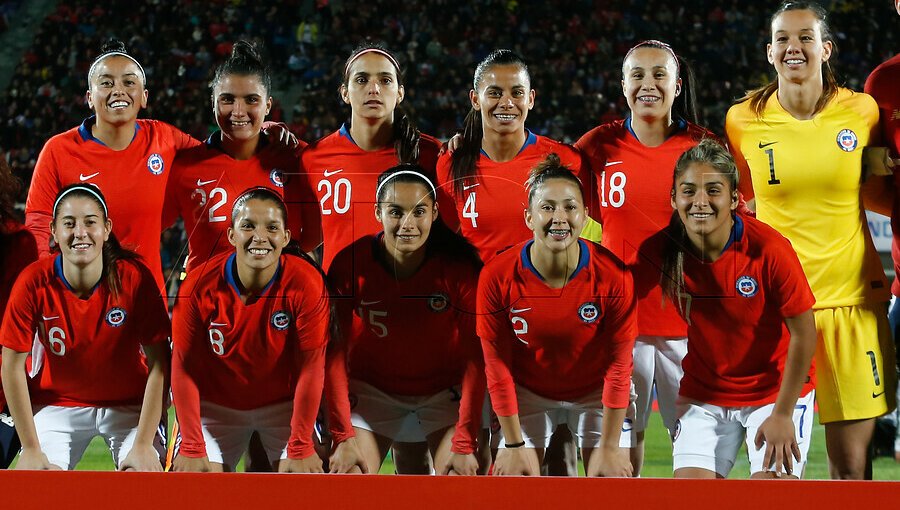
[{"xmin": 814, "ymin": 303, "xmax": 897, "ymax": 423}]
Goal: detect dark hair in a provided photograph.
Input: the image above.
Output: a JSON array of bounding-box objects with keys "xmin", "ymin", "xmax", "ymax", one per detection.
[
  {"xmin": 450, "ymin": 49, "xmax": 531, "ymax": 196},
  {"xmin": 740, "ymin": 1, "xmax": 838, "ymax": 117},
  {"xmin": 524, "ymin": 153, "xmax": 584, "ymax": 208},
  {"xmin": 0, "ymin": 158, "xmax": 20, "ymax": 223},
  {"xmin": 52, "ymin": 184, "xmax": 140, "ymax": 298},
  {"xmin": 213, "ymin": 40, "xmax": 272, "ymax": 96},
  {"xmin": 375, "ymin": 164, "xmax": 481, "ymax": 269},
  {"xmin": 88, "ymin": 38, "xmax": 146, "ymax": 86},
  {"xmin": 342, "ymin": 44, "xmax": 420, "ymax": 165},
  {"xmin": 231, "ymin": 186, "xmax": 287, "ymax": 225},
  {"xmin": 622, "ymin": 40, "xmax": 699, "ymax": 125},
  {"xmin": 660, "ymin": 139, "xmax": 737, "ymax": 316}
]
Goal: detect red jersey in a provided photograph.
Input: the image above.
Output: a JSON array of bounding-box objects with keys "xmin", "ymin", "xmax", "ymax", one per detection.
[
  {"xmin": 171, "ymin": 252, "xmax": 329, "ymax": 459},
  {"xmin": 0, "ymin": 256, "xmax": 169, "ymax": 407},
  {"xmin": 25, "ymin": 117, "xmax": 199, "ymax": 292},
  {"xmin": 0, "ymin": 221, "xmax": 38, "ymax": 410},
  {"xmin": 325, "ymin": 235, "xmax": 484, "ymax": 453},
  {"xmin": 164, "ymin": 133, "xmax": 314, "ymax": 274},
  {"xmin": 576, "ymin": 119, "xmax": 714, "ymax": 337},
  {"xmin": 864, "ymin": 54, "xmax": 900, "ymax": 296},
  {"xmin": 477, "ymin": 239, "xmax": 636, "ymax": 415},
  {"xmin": 638, "ymin": 215, "xmax": 815, "ymax": 406},
  {"xmin": 301, "ymin": 124, "xmax": 442, "ymax": 271},
  {"xmin": 436, "ymin": 132, "xmax": 583, "ymax": 263}
]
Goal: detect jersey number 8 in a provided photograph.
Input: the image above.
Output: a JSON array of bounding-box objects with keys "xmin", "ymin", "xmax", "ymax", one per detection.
[{"xmin": 208, "ymin": 328, "xmax": 225, "ymax": 356}]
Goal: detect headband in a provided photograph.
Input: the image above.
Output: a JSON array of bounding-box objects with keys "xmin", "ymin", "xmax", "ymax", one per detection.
[
  {"xmin": 53, "ymin": 185, "xmax": 108, "ymax": 218},
  {"xmin": 232, "ymin": 186, "xmax": 285, "ymax": 217},
  {"xmin": 624, "ymin": 40, "xmax": 680, "ymax": 75},
  {"xmin": 344, "ymin": 48, "xmax": 401, "ymax": 77},
  {"xmin": 88, "ymin": 51, "xmax": 147, "ymax": 86},
  {"xmin": 375, "ymin": 170, "xmax": 436, "ymax": 200}
]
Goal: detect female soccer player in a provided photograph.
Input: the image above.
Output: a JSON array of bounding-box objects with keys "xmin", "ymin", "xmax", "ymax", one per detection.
[
  {"xmin": 575, "ymin": 40, "xmax": 714, "ymax": 475},
  {"xmin": 477, "ymin": 154, "xmax": 635, "ymax": 477},
  {"xmin": 326, "ymin": 166, "xmax": 486, "ymax": 475},
  {"xmin": 164, "ymin": 40, "xmax": 318, "ymax": 273},
  {"xmin": 1, "ymin": 185, "xmax": 169, "ymax": 471},
  {"xmin": 170, "ymin": 188, "xmax": 328, "ymax": 473},
  {"xmin": 650, "ymin": 139, "xmax": 816, "ymax": 479},
  {"xmin": 302, "ymin": 44, "xmax": 442, "ymax": 472},
  {"xmin": 726, "ymin": 1, "xmax": 897, "ymax": 479}
]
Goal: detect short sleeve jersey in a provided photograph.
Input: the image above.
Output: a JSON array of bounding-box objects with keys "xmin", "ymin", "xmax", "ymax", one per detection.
[
  {"xmin": 26, "ymin": 117, "xmax": 198, "ymax": 292},
  {"xmin": 673, "ymin": 215, "xmax": 816, "ymax": 406},
  {"xmin": 725, "ymin": 88, "xmax": 889, "ymax": 308},
  {"xmin": 0, "ymin": 256, "xmax": 170, "ymax": 407},
  {"xmin": 436, "ymin": 132, "xmax": 583, "ymax": 263},
  {"xmin": 477, "ymin": 239, "xmax": 636, "ymax": 415},
  {"xmin": 864, "ymin": 54, "xmax": 900, "ymax": 296},
  {"xmin": 301, "ymin": 124, "xmax": 442, "ymax": 272},
  {"xmin": 165, "ymin": 133, "xmax": 311, "ymax": 273},
  {"xmin": 576, "ymin": 119, "xmax": 714, "ymax": 336}
]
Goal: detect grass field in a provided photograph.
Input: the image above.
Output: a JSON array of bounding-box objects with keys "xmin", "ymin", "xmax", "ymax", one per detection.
[{"xmin": 14, "ymin": 410, "xmax": 899, "ymax": 479}]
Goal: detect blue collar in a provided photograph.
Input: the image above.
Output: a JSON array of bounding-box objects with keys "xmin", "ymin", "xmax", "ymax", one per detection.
[
  {"xmin": 78, "ymin": 116, "xmax": 140, "ymax": 147},
  {"xmin": 54, "ymin": 254, "xmax": 100, "ymax": 298},
  {"xmin": 624, "ymin": 116, "xmax": 686, "ymax": 143},
  {"xmin": 721, "ymin": 214, "xmax": 744, "ymax": 253},
  {"xmin": 480, "ymin": 130, "xmax": 537, "ymax": 159},
  {"xmin": 339, "ymin": 123, "xmax": 358, "ymax": 146},
  {"xmin": 224, "ymin": 252, "xmax": 281, "ymax": 298},
  {"xmin": 521, "ymin": 238, "xmax": 590, "ymax": 283}
]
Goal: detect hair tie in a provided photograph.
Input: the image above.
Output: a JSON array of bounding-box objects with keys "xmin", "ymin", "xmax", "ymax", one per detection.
[
  {"xmin": 53, "ymin": 185, "xmax": 108, "ymax": 218},
  {"xmin": 344, "ymin": 48, "xmax": 400, "ymax": 77}
]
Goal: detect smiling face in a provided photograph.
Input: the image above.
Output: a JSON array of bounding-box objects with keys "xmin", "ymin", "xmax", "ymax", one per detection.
[
  {"xmin": 375, "ymin": 181, "xmax": 437, "ymax": 258},
  {"xmin": 767, "ymin": 8, "xmax": 832, "ymax": 85},
  {"xmin": 471, "ymin": 64, "xmax": 535, "ymax": 137},
  {"xmin": 51, "ymin": 195, "xmax": 111, "ymax": 270},
  {"xmin": 671, "ymin": 162, "xmax": 738, "ymax": 248},
  {"xmin": 622, "ymin": 46, "xmax": 680, "ymax": 123},
  {"xmin": 341, "ymin": 52, "xmax": 404, "ymax": 123},
  {"xmin": 228, "ymin": 198, "xmax": 290, "ymax": 273},
  {"xmin": 525, "ymin": 177, "xmax": 586, "ymax": 254},
  {"xmin": 213, "ymin": 73, "xmax": 271, "ymax": 145},
  {"xmin": 86, "ymin": 56, "xmax": 148, "ymax": 126}
]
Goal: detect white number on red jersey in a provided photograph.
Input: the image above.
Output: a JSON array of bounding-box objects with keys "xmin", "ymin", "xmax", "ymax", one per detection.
[
  {"xmin": 511, "ymin": 316, "xmax": 528, "ymax": 344},
  {"xmin": 358, "ymin": 307, "xmax": 388, "ymax": 338},
  {"xmin": 207, "ymin": 188, "xmax": 228, "ymax": 223},
  {"xmin": 462, "ymin": 191, "xmax": 479, "ymax": 227},
  {"xmin": 208, "ymin": 328, "xmax": 225, "ymax": 356},
  {"xmin": 47, "ymin": 326, "xmax": 66, "ymax": 356},
  {"xmin": 599, "ymin": 170, "xmax": 627, "ymax": 208},
  {"xmin": 318, "ymin": 178, "xmax": 352, "ymax": 215}
]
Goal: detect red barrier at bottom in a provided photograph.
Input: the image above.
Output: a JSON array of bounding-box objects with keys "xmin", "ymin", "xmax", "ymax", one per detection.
[{"xmin": 2, "ymin": 471, "xmax": 899, "ymax": 509}]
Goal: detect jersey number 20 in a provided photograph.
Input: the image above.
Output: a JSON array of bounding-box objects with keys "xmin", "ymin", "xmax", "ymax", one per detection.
[{"xmin": 318, "ymin": 178, "xmax": 351, "ymax": 215}]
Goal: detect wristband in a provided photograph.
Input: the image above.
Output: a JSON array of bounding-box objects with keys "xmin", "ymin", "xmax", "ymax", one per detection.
[{"xmin": 505, "ymin": 441, "xmax": 526, "ymax": 449}]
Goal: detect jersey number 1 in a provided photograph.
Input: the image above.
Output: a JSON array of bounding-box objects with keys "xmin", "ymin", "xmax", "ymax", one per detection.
[{"xmin": 765, "ymin": 148, "xmax": 781, "ymax": 185}]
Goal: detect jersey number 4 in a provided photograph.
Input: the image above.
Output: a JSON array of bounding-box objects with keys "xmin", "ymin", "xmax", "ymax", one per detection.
[{"xmin": 463, "ymin": 192, "xmax": 479, "ymax": 227}]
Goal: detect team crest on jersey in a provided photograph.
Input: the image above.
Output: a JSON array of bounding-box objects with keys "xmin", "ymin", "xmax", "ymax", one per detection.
[
  {"xmin": 836, "ymin": 129, "xmax": 858, "ymax": 152},
  {"xmin": 147, "ymin": 153, "xmax": 165, "ymax": 175},
  {"xmin": 105, "ymin": 307, "xmax": 127, "ymax": 327},
  {"xmin": 428, "ymin": 293, "xmax": 450, "ymax": 313},
  {"xmin": 578, "ymin": 302, "xmax": 599, "ymax": 323},
  {"xmin": 271, "ymin": 310, "xmax": 292, "ymax": 330},
  {"xmin": 735, "ymin": 275, "xmax": 759, "ymax": 298},
  {"xmin": 270, "ymin": 168, "xmax": 285, "ymax": 188},
  {"xmin": 673, "ymin": 420, "xmax": 682, "ymax": 442}
]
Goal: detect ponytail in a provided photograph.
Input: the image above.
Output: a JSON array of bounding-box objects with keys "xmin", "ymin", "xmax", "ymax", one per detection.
[
  {"xmin": 449, "ymin": 108, "xmax": 484, "ymax": 196},
  {"xmin": 101, "ymin": 233, "xmax": 141, "ymax": 300},
  {"xmin": 659, "ymin": 212, "xmax": 689, "ymax": 321},
  {"xmin": 675, "ymin": 56, "xmax": 699, "ymax": 125},
  {"xmin": 392, "ymin": 109, "xmax": 421, "ymax": 165}
]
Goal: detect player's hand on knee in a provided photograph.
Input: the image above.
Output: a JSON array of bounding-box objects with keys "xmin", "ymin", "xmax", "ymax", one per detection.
[
  {"xmin": 587, "ymin": 445, "xmax": 633, "ymax": 477},
  {"xmin": 14, "ymin": 447, "xmax": 57, "ymax": 470},
  {"xmin": 119, "ymin": 442, "xmax": 163, "ymax": 472},
  {"xmin": 279, "ymin": 454, "xmax": 325, "ymax": 474},
  {"xmin": 328, "ymin": 437, "xmax": 368, "ymax": 474},
  {"xmin": 754, "ymin": 414, "xmax": 799, "ymax": 477},
  {"xmin": 492, "ymin": 448, "xmax": 538, "ymax": 476},
  {"xmin": 171, "ymin": 454, "xmax": 212, "ymax": 472}
]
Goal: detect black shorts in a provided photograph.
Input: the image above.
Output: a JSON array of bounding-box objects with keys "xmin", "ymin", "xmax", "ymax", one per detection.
[{"xmin": 0, "ymin": 407, "xmax": 19, "ymax": 469}]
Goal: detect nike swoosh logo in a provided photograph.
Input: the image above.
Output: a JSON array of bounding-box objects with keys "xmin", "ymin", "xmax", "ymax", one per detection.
[
  {"xmin": 873, "ymin": 391, "xmax": 885, "ymax": 398},
  {"xmin": 79, "ymin": 172, "xmax": 100, "ymax": 181},
  {"xmin": 463, "ymin": 183, "xmax": 480, "ymax": 190},
  {"xmin": 360, "ymin": 300, "xmax": 382, "ymax": 306},
  {"xmin": 210, "ymin": 322, "xmax": 228, "ymax": 327},
  {"xmin": 510, "ymin": 307, "xmax": 531, "ymax": 313},
  {"xmin": 758, "ymin": 141, "xmax": 777, "ymax": 149},
  {"xmin": 605, "ymin": 161, "xmax": 623, "ymax": 167},
  {"xmin": 323, "ymin": 169, "xmax": 343, "ymax": 177},
  {"xmin": 42, "ymin": 315, "xmax": 60, "ymax": 321},
  {"xmin": 196, "ymin": 178, "xmax": 217, "ymax": 186}
]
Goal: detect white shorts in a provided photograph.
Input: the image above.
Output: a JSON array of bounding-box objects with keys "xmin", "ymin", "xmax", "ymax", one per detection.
[
  {"xmin": 632, "ymin": 335, "xmax": 687, "ymax": 433},
  {"xmin": 33, "ymin": 405, "xmax": 165, "ymax": 470},
  {"xmin": 176, "ymin": 400, "xmax": 293, "ymax": 468},
  {"xmin": 497, "ymin": 385, "xmax": 634, "ymax": 449},
  {"xmin": 349, "ymin": 379, "xmax": 459, "ymax": 442},
  {"xmin": 672, "ymin": 391, "xmax": 815, "ymax": 477}
]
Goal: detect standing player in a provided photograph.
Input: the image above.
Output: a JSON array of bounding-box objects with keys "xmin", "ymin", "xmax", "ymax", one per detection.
[
  {"xmin": 648, "ymin": 139, "xmax": 816, "ymax": 479},
  {"xmin": 575, "ymin": 40, "xmax": 714, "ymax": 475},
  {"xmin": 302, "ymin": 44, "xmax": 442, "ymax": 472},
  {"xmin": 478, "ymin": 155, "xmax": 635, "ymax": 477},
  {"xmin": 726, "ymin": 1, "xmax": 897, "ymax": 479},
  {"xmin": 326, "ymin": 166, "xmax": 486, "ymax": 475},
  {"xmin": 164, "ymin": 40, "xmax": 318, "ymax": 274},
  {"xmin": 0, "ymin": 159, "xmax": 38, "ymax": 469},
  {"xmin": 1, "ymin": 185, "xmax": 169, "ymax": 471},
  {"xmin": 170, "ymin": 189, "xmax": 328, "ymax": 473},
  {"xmin": 865, "ymin": 0, "xmax": 900, "ymax": 463}
]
